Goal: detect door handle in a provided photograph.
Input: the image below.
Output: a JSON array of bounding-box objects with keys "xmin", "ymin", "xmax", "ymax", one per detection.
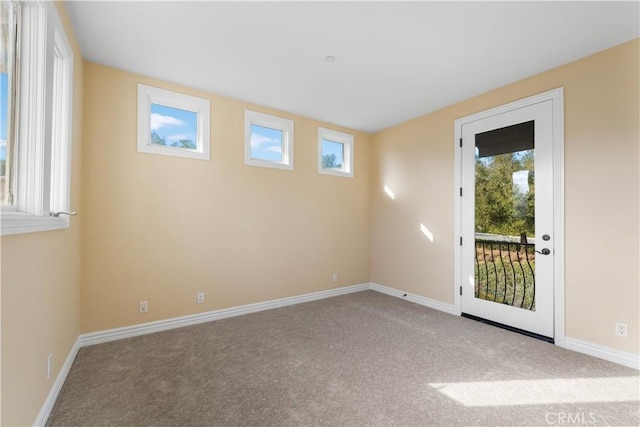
[{"xmin": 536, "ymin": 248, "xmax": 551, "ymax": 255}]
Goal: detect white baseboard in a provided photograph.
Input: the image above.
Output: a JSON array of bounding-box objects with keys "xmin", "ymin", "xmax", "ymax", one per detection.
[
  {"xmin": 32, "ymin": 282, "xmax": 457, "ymax": 424},
  {"xmin": 564, "ymin": 337, "xmax": 639, "ymax": 370},
  {"xmin": 370, "ymin": 282, "xmax": 458, "ymax": 316},
  {"xmin": 78, "ymin": 282, "xmax": 459, "ymax": 348},
  {"xmin": 371, "ymin": 284, "xmax": 640, "ymax": 371},
  {"xmin": 33, "ymin": 337, "xmax": 81, "ymax": 426},
  {"xmin": 36, "ymin": 283, "xmax": 369, "ymax": 424},
  {"xmin": 38, "ymin": 282, "xmax": 637, "ymax": 426},
  {"xmin": 79, "ymin": 283, "xmax": 370, "ymax": 347}
]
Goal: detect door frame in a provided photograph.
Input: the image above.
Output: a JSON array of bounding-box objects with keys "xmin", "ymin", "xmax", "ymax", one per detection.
[{"xmin": 453, "ymin": 87, "xmax": 565, "ymax": 347}]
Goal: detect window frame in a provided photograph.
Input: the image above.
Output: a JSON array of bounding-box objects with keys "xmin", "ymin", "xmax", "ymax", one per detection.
[
  {"xmin": 137, "ymin": 84, "xmax": 210, "ymax": 161},
  {"xmin": 317, "ymin": 127, "xmax": 354, "ymax": 178},
  {"xmin": 244, "ymin": 109, "xmax": 294, "ymax": 171},
  {"xmin": 1, "ymin": 1, "xmax": 75, "ymax": 236}
]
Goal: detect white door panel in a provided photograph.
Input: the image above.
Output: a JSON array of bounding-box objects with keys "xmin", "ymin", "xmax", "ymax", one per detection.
[{"xmin": 461, "ymin": 100, "xmax": 554, "ymax": 338}]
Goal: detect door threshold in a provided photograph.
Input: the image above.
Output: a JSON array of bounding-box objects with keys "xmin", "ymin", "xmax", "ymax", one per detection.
[{"xmin": 461, "ymin": 313, "xmax": 554, "ymax": 344}]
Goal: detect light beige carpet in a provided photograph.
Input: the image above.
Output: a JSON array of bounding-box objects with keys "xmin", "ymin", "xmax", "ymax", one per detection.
[{"xmin": 47, "ymin": 291, "xmax": 639, "ymax": 426}]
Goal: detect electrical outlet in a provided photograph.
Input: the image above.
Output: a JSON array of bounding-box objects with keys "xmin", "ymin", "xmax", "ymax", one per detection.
[
  {"xmin": 197, "ymin": 292, "xmax": 205, "ymax": 304},
  {"xmin": 615, "ymin": 322, "xmax": 628, "ymax": 338},
  {"xmin": 332, "ymin": 273, "xmax": 338, "ymax": 282},
  {"xmin": 139, "ymin": 300, "xmax": 148, "ymax": 313},
  {"xmin": 47, "ymin": 353, "xmax": 53, "ymax": 379}
]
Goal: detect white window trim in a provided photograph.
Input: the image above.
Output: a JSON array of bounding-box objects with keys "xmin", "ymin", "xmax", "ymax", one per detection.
[
  {"xmin": 317, "ymin": 127, "xmax": 354, "ymax": 178},
  {"xmin": 50, "ymin": 25, "xmax": 74, "ymax": 219},
  {"xmin": 1, "ymin": 1, "xmax": 74, "ymax": 236},
  {"xmin": 244, "ymin": 109, "xmax": 294, "ymax": 171},
  {"xmin": 137, "ymin": 84, "xmax": 210, "ymax": 161}
]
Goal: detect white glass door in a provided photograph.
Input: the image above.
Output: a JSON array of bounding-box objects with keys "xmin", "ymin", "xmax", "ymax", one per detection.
[{"xmin": 461, "ymin": 100, "xmax": 554, "ymax": 338}]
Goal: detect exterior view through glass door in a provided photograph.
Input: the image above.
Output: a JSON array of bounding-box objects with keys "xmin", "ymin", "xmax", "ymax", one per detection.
[
  {"xmin": 461, "ymin": 100, "xmax": 555, "ymax": 339},
  {"xmin": 475, "ymin": 121, "xmax": 536, "ymax": 310}
]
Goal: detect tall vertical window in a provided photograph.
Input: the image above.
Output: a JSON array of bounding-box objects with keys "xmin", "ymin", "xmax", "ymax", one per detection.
[
  {"xmin": 1, "ymin": 0, "xmax": 17, "ymax": 206},
  {"xmin": 1, "ymin": 1, "xmax": 75, "ymax": 236},
  {"xmin": 318, "ymin": 127, "xmax": 354, "ymax": 178}
]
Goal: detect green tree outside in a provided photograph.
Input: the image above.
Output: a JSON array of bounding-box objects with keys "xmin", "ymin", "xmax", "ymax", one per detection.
[
  {"xmin": 151, "ymin": 131, "xmax": 196, "ymax": 150},
  {"xmin": 475, "ymin": 150, "xmax": 534, "ymax": 237},
  {"xmin": 151, "ymin": 130, "xmax": 167, "ymax": 146},
  {"xmin": 171, "ymin": 139, "xmax": 196, "ymax": 149},
  {"xmin": 322, "ymin": 153, "xmax": 342, "ymax": 169}
]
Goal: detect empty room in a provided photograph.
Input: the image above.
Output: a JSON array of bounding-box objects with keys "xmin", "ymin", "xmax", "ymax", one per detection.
[{"xmin": 1, "ymin": 1, "xmax": 639, "ymax": 426}]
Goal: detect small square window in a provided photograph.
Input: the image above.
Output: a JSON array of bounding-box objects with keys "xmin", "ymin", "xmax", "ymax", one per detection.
[
  {"xmin": 321, "ymin": 140, "xmax": 345, "ymax": 170},
  {"xmin": 318, "ymin": 127, "xmax": 354, "ymax": 178},
  {"xmin": 244, "ymin": 110, "xmax": 294, "ymax": 171},
  {"xmin": 137, "ymin": 84, "xmax": 210, "ymax": 160},
  {"xmin": 250, "ymin": 124, "xmax": 283, "ymax": 163},
  {"xmin": 150, "ymin": 103, "xmax": 198, "ymax": 150}
]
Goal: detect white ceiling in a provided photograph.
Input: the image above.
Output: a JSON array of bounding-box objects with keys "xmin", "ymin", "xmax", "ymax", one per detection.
[{"xmin": 66, "ymin": 1, "xmax": 639, "ymax": 133}]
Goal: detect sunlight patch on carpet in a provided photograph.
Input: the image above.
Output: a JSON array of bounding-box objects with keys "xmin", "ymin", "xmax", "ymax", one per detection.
[{"xmin": 429, "ymin": 376, "xmax": 640, "ymax": 407}]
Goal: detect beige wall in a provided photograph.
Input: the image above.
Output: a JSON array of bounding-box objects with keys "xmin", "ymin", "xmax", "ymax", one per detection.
[
  {"xmin": 0, "ymin": 3, "xmax": 83, "ymax": 425},
  {"xmin": 371, "ymin": 39, "xmax": 639, "ymax": 354},
  {"xmin": 81, "ymin": 63, "xmax": 372, "ymax": 333},
  {"xmin": 1, "ymin": 14, "xmax": 636, "ymax": 425}
]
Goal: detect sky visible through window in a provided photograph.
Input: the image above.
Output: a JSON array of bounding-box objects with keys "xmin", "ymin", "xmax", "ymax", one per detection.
[
  {"xmin": 150, "ymin": 103, "xmax": 197, "ymax": 149},
  {"xmin": 1, "ymin": 73, "xmax": 7, "ymax": 165},
  {"xmin": 512, "ymin": 170, "xmax": 530, "ymax": 194},
  {"xmin": 322, "ymin": 139, "xmax": 344, "ymax": 169},
  {"xmin": 512, "ymin": 149, "xmax": 533, "ymax": 194},
  {"xmin": 250, "ymin": 124, "xmax": 283, "ymax": 162}
]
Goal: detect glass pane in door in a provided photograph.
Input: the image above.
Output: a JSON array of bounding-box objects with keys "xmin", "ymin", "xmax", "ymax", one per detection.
[{"xmin": 474, "ymin": 121, "xmax": 536, "ymax": 310}]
